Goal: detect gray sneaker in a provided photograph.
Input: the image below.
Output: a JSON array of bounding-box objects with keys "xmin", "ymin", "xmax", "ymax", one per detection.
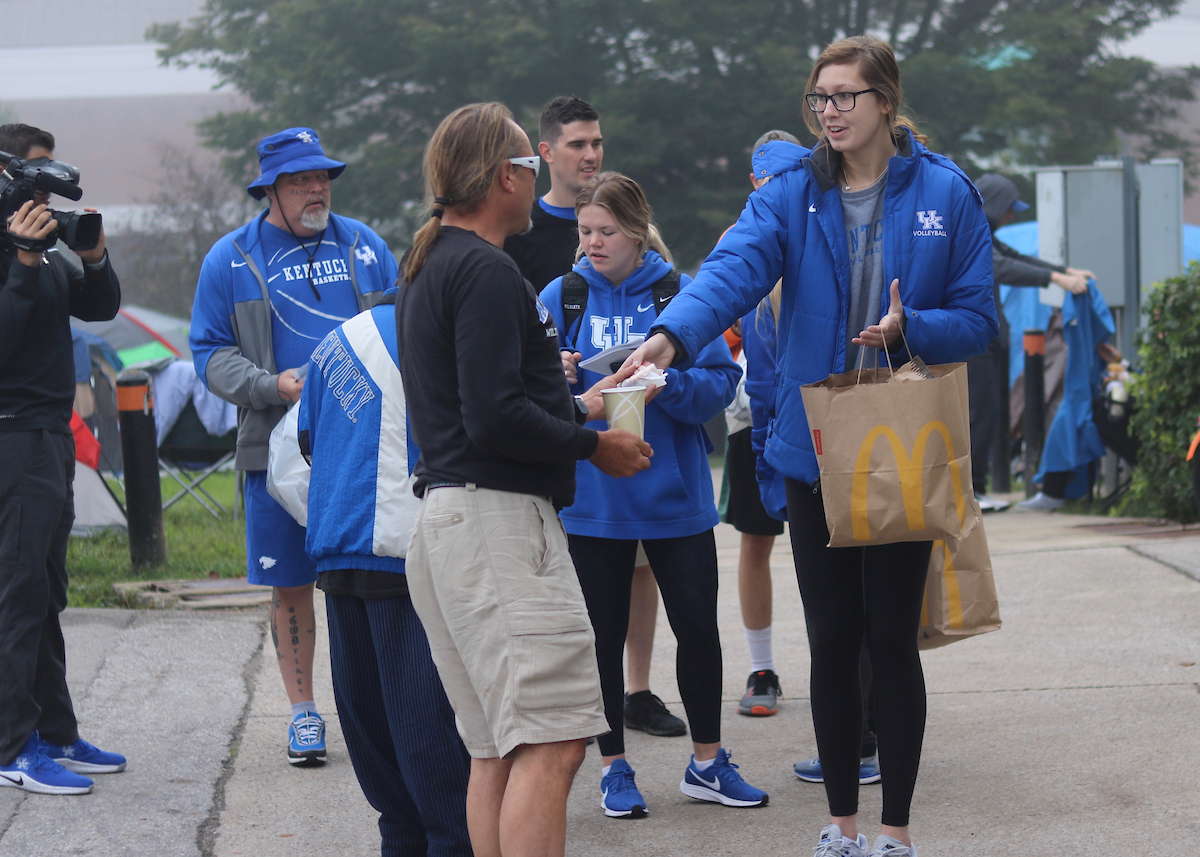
[
  {"xmin": 814, "ymin": 824, "xmax": 868, "ymax": 857},
  {"xmin": 737, "ymin": 669, "xmax": 781, "ymax": 716},
  {"xmin": 870, "ymin": 834, "xmax": 917, "ymax": 857},
  {"xmin": 975, "ymin": 493, "xmax": 1010, "ymax": 512},
  {"xmin": 1016, "ymin": 491, "xmax": 1064, "ymax": 511}
]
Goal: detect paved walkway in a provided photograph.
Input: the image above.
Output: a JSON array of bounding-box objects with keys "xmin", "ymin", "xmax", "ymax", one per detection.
[{"xmin": 3, "ymin": 496, "xmax": 1199, "ymax": 855}]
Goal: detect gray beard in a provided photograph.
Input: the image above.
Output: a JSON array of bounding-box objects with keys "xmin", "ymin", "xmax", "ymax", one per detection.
[
  {"xmin": 300, "ymin": 206, "xmax": 330, "ymax": 231},
  {"xmin": 518, "ymin": 216, "xmax": 534, "ymax": 236}
]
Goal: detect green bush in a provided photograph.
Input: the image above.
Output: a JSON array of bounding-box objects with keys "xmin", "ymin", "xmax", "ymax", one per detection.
[{"xmin": 1125, "ymin": 261, "xmax": 1200, "ymax": 522}]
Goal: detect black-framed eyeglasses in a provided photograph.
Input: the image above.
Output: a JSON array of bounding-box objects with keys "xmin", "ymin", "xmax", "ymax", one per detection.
[{"xmin": 805, "ymin": 88, "xmax": 877, "ymax": 113}]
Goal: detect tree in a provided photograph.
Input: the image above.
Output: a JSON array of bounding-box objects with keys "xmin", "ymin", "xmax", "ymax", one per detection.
[
  {"xmin": 107, "ymin": 144, "xmax": 255, "ymax": 318},
  {"xmin": 150, "ymin": 0, "xmax": 1197, "ymax": 267}
]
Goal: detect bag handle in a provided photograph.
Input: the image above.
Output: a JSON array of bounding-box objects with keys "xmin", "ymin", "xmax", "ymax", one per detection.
[{"xmin": 853, "ymin": 322, "xmax": 914, "ymax": 386}]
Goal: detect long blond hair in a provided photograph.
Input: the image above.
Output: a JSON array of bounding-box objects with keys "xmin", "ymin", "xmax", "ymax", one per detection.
[
  {"xmin": 802, "ymin": 35, "xmax": 928, "ymax": 148},
  {"xmin": 403, "ymin": 102, "xmax": 527, "ymax": 282},
  {"xmin": 573, "ymin": 171, "xmax": 673, "ymax": 265}
]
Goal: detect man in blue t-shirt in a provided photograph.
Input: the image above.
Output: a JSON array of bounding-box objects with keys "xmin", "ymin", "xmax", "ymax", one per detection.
[{"xmin": 190, "ymin": 128, "xmax": 398, "ymax": 768}]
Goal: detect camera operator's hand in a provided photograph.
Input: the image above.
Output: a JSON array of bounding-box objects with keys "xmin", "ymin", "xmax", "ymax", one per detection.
[
  {"xmin": 76, "ymin": 208, "xmax": 106, "ymax": 265},
  {"xmin": 8, "ymin": 201, "xmax": 57, "ymax": 267}
]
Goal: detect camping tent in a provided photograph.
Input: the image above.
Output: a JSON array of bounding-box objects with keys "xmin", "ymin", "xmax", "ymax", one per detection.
[
  {"xmin": 71, "ymin": 304, "xmax": 190, "ymax": 368},
  {"xmin": 69, "ymin": 411, "xmax": 126, "ymax": 536}
]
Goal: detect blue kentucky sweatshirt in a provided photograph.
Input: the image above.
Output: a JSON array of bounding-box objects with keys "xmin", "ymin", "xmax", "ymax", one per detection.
[{"xmin": 540, "ymin": 251, "xmax": 739, "ymax": 540}]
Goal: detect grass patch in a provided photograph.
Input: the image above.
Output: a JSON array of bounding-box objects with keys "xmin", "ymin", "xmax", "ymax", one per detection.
[{"xmin": 67, "ymin": 471, "xmax": 246, "ymax": 608}]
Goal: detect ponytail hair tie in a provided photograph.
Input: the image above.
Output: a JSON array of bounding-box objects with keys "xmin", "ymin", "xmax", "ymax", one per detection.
[
  {"xmin": 433, "ymin": 197, "xmax": 450, "ymax": 205},
  {"xmin": 431, "ymin": 209, "xmax": 444, "ymax": 218}
]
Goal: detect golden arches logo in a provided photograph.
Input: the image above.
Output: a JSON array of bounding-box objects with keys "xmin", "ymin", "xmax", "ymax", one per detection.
[
  {"xmin": 850, "ymin": 421, "xmax": 966, "ymax": 542},
  {"xmin": 921, "ymin": 539, "xmax": 964, "ymax": 630}
]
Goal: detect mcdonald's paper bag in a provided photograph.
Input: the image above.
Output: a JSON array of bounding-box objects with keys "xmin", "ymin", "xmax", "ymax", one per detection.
[
  {"xmin": 800, "ymin": 362, "xmax": 978, "ymax": 547},
  {"xmin": 919, "ymin": 509, "xmax": 1001, "ymax": 649}
]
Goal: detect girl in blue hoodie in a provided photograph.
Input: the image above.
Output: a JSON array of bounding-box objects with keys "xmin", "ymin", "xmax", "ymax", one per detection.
[{"xmin": 539, "ymin": 172, "xmax": 766, "ymax": 819}]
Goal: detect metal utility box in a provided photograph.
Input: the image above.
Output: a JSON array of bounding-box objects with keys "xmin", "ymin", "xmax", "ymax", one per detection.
[{"xmin": 1034, "ymin": 159, "xmax": 1183, "ymax": 353}]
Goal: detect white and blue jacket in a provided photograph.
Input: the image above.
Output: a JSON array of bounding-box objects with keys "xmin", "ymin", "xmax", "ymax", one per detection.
[
  {"xmin": 652, "ymin": 128, "xmax": 998, "ymax": 485},
  {"xmin": 297, "ymin": 292, "xmax": 417, "ymax": 574},
  {"xmin": 540, "ymin": 252, "xmax": 739, "ymax": 540}
]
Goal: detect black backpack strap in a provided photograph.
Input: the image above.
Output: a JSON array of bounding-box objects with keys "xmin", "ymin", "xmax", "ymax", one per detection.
[
  {"xmin": 651, "ymin": 269, "xmax": 681, "ymax": 316},
  {"xmin": 560, "ymin": 271, "xmax": 589, "ymax": 346}
]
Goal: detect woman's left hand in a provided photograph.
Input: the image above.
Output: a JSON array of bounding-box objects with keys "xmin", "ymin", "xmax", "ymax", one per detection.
[{"xmin": 853, "ymin": 279, "xmax": 903, "ymax": 351}]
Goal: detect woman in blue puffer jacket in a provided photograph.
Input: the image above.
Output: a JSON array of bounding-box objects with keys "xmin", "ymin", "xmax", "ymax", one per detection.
[
  {"xmin": 539, "ymin": 172, "xmax": 768, "ymax": 822},
  {"xmin": 627, "ymin": 36, "xmax": 997, "ymax": 857}
]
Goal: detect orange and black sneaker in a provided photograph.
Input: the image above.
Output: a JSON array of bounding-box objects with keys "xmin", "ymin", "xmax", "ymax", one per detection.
[{"xmin": 737, "ymin": 669, "xmax": 781, "ymax": 716}]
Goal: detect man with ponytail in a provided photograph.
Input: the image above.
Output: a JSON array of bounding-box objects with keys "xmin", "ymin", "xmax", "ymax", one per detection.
[{"xmin": 398, "ymin": 102, "xmax": 653, "ymax": 857}]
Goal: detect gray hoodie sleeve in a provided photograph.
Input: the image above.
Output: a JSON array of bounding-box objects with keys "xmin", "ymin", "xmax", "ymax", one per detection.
[{"xmin": 206, "ymin": 343, "xmax": 287, "ymax": 411}]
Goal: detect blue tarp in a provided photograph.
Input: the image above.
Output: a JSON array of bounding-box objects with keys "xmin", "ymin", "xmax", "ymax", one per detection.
[
  {"xmin": 71, "ymin": 328, "xmax": 122, "ymax": 384},
  {"xmin": 997, "ymin": 222, "xmax": 1200, "ymax": 385},
  {"xmin": 1032, "ymin": 286, "xmax": 1115, "ymax": 497}
]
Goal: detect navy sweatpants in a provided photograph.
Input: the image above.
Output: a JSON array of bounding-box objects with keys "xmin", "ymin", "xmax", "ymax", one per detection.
[{"xmin": 325, "ymin": 592, "xmax": 471, "ymax": 857}]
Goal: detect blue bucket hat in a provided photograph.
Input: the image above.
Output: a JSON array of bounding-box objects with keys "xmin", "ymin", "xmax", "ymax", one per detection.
[{"xmin": 246, "ymin": 127, "xmax": 346, "ymax": 200}]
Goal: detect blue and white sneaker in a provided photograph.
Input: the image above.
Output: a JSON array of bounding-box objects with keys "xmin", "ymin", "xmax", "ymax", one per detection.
[
  {"xmin": 0, "ymin": 732, "xmax": 93, "ymax": 795},
  {"xmin": 814, "ymin": 823, "xmax": 869, "ymax": 857},
  {"xmin": 38, "ymin": 735, "xmax": 126, "ymax": 774},
  {"xmin": 679, "ymin": 748, "xmax": 768, "ymax": 807},
  {"xmin": 793, "ymin": 754, "xmax": 881, "ymax": 785},
  {"xmin": 600, "ymin": 758, "xmax": 648, "ymax": 818},
  {"xmin": 287, "ymin": 711, "xmax": 326, "ymax": 767}
]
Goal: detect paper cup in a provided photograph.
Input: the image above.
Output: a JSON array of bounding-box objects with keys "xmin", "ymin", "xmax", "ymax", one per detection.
[{"xmin": 602, "ymin": 387, "xmax": 646, "ymax": 439}]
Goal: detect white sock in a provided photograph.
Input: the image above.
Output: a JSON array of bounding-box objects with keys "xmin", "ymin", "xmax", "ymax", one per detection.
[
  {"xmin": 745, "ymin": 625, "xmax": 774, "ymax": 673},
  {"xmin": 601, "ymin": 764, "xmax": 611, "ymax": 777},
  {"xmin": 291, "ymin": 701, "xmax": 318, "ymax": 719},
  {"xmin": 691, "ymin": 755, "xmax": 716, "ymax": 771}
]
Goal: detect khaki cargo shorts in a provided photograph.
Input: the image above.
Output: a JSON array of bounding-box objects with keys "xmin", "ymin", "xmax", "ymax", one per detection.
[{"xmin": 406, "ymin": 484, "xmax": 608, "ymax": 758}]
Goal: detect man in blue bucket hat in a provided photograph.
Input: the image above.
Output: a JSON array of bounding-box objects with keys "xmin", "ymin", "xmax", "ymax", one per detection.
[{"xmin": 190, "ymin": 128, "xmax": 397, "ymax": 767}]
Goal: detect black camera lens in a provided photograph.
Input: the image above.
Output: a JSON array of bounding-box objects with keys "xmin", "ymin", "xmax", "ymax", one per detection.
[{"xmin": 51, "ymin": 209, "xmax": 101, "ymax": 252}]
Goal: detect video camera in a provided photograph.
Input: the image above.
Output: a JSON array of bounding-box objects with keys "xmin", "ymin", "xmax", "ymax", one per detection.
[{"xmin": 0, "ymin": 152, "xmax": 101, "ymax": 252}]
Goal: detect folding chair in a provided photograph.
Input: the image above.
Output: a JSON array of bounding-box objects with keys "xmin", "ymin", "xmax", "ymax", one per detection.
[{"xmin": 159, "ymin": 399, "xmax": 238, "ymax": 519}]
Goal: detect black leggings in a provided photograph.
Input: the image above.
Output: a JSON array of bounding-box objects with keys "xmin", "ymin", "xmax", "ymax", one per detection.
[
  {"xmin": 568, "ymin": 532, "xmax": 721, "ymax": 757},
  {"xmin": 786, "ymin": 479, "xmax": 929, "ymax": 827}
]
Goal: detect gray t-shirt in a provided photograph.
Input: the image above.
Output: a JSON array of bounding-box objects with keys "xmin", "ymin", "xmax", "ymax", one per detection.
[{"xmin": 841, "ymin": 175, "xmax": 886, "ymax": 371}]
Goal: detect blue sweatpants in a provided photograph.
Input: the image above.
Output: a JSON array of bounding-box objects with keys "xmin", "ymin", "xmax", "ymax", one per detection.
[{"xmin": 325, "ymin": 592, "xmax": 472, "ymax": 857}]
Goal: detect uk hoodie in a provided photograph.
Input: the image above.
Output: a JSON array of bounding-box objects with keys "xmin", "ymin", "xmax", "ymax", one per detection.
[
  {"xmin": 297, "ymin": 292, "xmax": 417, "ymax": 573},
  {"xmin": 651, "ymin": 128, "xmax": 997, "ymax": 485},
  {"xmin": 540, "ymin": 251, "xmax": 739, "ymax": 540}
]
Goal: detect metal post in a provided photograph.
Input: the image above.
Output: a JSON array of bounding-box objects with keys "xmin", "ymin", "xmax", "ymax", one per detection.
[
  {"xmin": 1121, "ymin": 157, "xmax": 1140, "ymax": 360},
  {"xmin": 992, "ymin": 342, "xmax": 1012, "ymax": 493},
  {"xmin": 117, "ymin": 370, "xmax": 166, "ymax": 567},
  {"xmin": 1023, "ymin": 330, "xmax": 1046, "ymax": 498}
]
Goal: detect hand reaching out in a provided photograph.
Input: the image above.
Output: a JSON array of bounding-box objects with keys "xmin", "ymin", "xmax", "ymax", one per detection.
[{"xmin": 853, "ymin": 279, "xmax": 903, "ymax": 350}]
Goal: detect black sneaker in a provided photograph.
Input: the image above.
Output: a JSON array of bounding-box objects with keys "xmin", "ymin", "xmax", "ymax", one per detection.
[{"xmin": 623, "ymin": 690, "xmax": 687, "ymax": 737}]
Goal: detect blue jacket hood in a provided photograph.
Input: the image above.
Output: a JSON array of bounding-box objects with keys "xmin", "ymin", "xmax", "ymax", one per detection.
[
  {"xmin": 751, "ymin": 140, "xmax": 811, "ymax": 183},
  {"xmin": 572, "ymin": 249, "xmax": 674, "ymax": 294}
]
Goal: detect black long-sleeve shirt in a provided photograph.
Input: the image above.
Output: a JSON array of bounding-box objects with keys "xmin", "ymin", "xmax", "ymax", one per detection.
[
  {"xmin": 989, "ymin": 238, "xmax": 1068, "ymax": 343},
  {"xmin": 398, "ymin": 226, "xmax": 598, "ymax": 508},
  {"xmin": 502, "ymin": 202, "xmax": 579, "ymax": 290},
  {"xmin": 0, "ymin": 248, "xmax": 120, "ymax": 435}
]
